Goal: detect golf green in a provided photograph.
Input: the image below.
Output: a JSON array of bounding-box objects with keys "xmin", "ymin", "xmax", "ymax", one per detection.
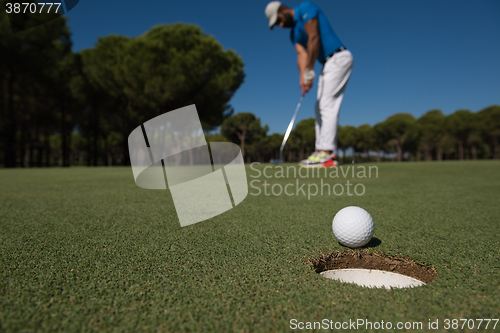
[{"xmin": 1, "ymin": 161, "xmax": 499, "ymax": 332}]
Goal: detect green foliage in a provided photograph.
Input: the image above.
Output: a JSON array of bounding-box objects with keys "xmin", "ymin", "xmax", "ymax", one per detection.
[
  {"xmin": 384, "ymin": 113, "xmax": 417, "ymax": 141},
  {"xmin": 439, "ymin": 134, "xmax": 458, "ymax": 158},
  {"xmin": 445, "ymin": 110, "xmax": 476, "ymax": 142},
  {"xmin": 445, "ymin": 110, "xmax": 478, "ymax": 160},
  {"xmin": 417, "ymin": 109, "xmax": 445, "ymax": 160},
  {"xmin": 292, "ymin": 118, "xmax": 315, "ymax": 144},
  {"xmin": 80, "ymin": 24, "xmax": 245, "ymax": 131},
  {"xmin": 356, "ymin": 124, "xmax": 374, "ymax": 158},
  {"xmin": 205, "ymin": 133, "xmax": 231, "ymax": 143},
  {"xmin": 381, "ymin": 113, "xmax": 418, "ymax": 161},
  {"xmin": 338, "ymin": 125, "xmax": 359, "ymax": 150},
  {"xmin": 221, "ymin": 112, "xmax": 268, "ymax": 157},
  {"xmin": 372, "ymin": 123, "xmax": 390, "ymax": 155},
  {"xmin": 418, "ymin": 109, "xmax": 445, "ymax": 142},
  {"xmin": 80, "ymin": 35, "xmax": 131, "ymax": 101},
  {"xmin": 71, "ymin": 23, "xmax": 246, "ymax": 166},
  {"xmin": 289, "ymin": 118, "xmax": 315, "ymax": 160},
  {"xmin": 479, "ymin": 105, "xmax": 500, "ymax": 138},
  {"xmin": 246, "ymin": 133, "xmax": 284, "ymax": 162},
  {"xmin": 0, "ymin": 0, "xmax": 74, "ymax": 167},
  {"xmin": 71, "ymin": 132, "xmax": 86, "ymax": 151},
  {"xmin": 140, "ymin": 24, "xmax": 244, "ymax": 129},
  {"xmin": 478, "ymin": 105, "xmax": 500, "ymax": 158}
]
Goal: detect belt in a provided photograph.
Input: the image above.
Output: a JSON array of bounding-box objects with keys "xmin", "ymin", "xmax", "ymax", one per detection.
[{"xmin": 322, "ymin": 46, "xmax": 347, "ymax": 66}]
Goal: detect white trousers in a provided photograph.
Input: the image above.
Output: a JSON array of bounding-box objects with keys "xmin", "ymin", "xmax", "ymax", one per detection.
[{"xmin": 315, "ymin": 49, "xmax": 353, "ymax": 152}]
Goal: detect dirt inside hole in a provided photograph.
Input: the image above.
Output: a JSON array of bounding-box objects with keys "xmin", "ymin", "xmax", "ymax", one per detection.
[{"xmin": 309, "ymin": 250, "xmax": 437, "ymax": 284}]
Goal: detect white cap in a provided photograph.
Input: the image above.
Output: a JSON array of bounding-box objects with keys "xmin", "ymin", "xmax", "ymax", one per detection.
[{"xmin": 265, "ymin": 1, "xmax": 282, "ymax": 30}]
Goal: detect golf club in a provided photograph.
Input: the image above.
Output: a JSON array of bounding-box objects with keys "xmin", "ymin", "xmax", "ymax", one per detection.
[{"xmin": 271, "ymin": 94, "xmax": 304, "ymax": 163}]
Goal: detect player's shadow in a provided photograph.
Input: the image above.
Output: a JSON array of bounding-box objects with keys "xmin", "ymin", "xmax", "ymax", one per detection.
[{"xmin": 338, "ymin": 237, "xmax": 382, "ymax": 249}]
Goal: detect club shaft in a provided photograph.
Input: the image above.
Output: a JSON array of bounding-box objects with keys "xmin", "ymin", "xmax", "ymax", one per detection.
[{"xmin": 279, "ymin": 95, "xmax": 304, "ymax": 162}]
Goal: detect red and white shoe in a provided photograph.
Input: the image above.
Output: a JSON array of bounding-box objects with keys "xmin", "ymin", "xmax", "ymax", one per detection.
[
  {"xmin": 321, "ymin": 155, "xmax": 338, "ymax": 168},
  {"xmin": 300, "ymin": 152, "xmax": 339, "ymax": 168}
]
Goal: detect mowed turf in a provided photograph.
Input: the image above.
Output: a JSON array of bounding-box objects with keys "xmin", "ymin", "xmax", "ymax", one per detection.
[{"xmin": 1, "ymin": 161, "xmax": 499, "ymax": 332}]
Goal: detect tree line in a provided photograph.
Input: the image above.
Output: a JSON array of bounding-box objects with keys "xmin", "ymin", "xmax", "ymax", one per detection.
[
  {"xmin": 219, "ymin": 106, "xmax": 500, "ymax": 164},
  {"xmin": 1, "ymin": 7, "xmax": 498, "ymax": 167},
  {"xmin": 0, "ymin": 7, "xmax": 244, "ymax": 168}
]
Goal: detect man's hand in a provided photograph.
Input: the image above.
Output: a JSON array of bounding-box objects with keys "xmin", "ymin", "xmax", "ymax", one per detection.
[{"xmin": 300, "ymin": 79, "xmax": 313, "ymax": 96}]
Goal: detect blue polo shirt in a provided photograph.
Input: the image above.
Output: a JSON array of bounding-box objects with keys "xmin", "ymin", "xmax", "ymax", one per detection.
[{"xmin": 290, "ymin": 1, "xmax": 344, "ymax": 64}]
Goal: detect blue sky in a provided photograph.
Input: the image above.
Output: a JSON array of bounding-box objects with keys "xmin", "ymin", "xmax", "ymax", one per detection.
[{"xmin": 64, "ymin": 0, "xmax": 500, "ymax": 134}]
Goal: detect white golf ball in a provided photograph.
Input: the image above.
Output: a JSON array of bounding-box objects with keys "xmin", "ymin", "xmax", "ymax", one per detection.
[{"xmin": 332, "ymin": 206, "xmax": 374, "ymax": 248}]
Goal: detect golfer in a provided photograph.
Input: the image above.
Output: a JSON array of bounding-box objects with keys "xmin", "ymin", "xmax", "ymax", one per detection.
[{"xmin": 265, "ymin": 1, "xmax": 353, "ymax": 167}]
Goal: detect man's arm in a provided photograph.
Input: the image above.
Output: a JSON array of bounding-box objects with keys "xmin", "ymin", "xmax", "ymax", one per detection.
[
  {"xmin": 295, "ymin": 18, "xmax": 320, "ymax": 95},
  {"xmin": 304, "ymin": 18, "xmax": 320, "ymax": 69},
  {"xmin": 295, "ymin": 43, "xmax": 308, "ymax": 82},
  {"xmin": 295, "ymin": 43, "xmax": 310, "ymax": 96}
]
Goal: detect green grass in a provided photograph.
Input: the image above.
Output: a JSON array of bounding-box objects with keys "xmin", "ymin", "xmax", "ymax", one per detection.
[{"xmin": 1, "ymin": 161, "xmax": 499, "ymax": 332}]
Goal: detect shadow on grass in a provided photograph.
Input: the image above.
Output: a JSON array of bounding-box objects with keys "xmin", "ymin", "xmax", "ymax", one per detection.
[{"xmin": 338, "ymin": 237, "xmax": 382, "ymax": 249}]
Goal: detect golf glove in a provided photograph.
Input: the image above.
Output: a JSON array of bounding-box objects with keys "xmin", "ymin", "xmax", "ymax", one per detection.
[{"xmin": 303, "ymin": 69, "xmax": 316, "ymax": 82}]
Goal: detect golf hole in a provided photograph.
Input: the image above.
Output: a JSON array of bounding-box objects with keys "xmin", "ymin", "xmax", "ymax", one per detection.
[{"xmin": 309, "ymin": 250, "xmax": 437, "ymax": 289}]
